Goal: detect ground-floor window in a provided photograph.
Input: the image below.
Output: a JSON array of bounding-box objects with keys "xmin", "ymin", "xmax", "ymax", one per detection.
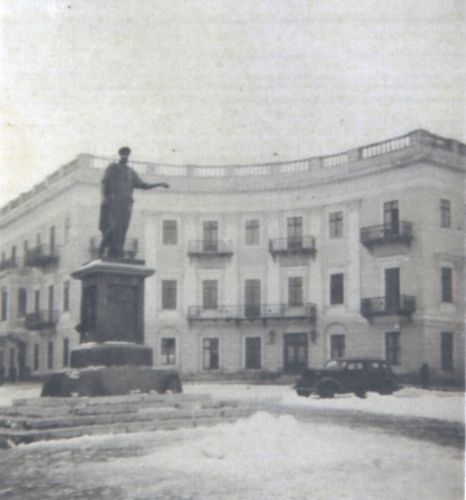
[
  {"xmin": 330, "ymin": 334, "xmax": 345, "ymax": 359},
  {"xmin": 47, "ymin": 341, "xmax": 54, "ymax": 370},
  {"xmin": 34, "ymin": 344, "xmax": 40, "ymax": 370},
  {"xmin": 63, "ymin": 338, "xmax": 69, "ymax": 367},
  {"xmin": 245, "ymin": 337, "xmax": 261, "ymax": 369},
  {"xmin": 9, "ymin": 348, "xmax": 15, "ymax": 368},
  {"xmin": 161, "ymin": 338, "xmax": 176, "ymax": 365},
  {"xmin": 385, "ymin": 331, "xmax": 400, "ymax": 366},
  {"xmin": 441, "ymin": 332, "xmax": 454, "ymax": 370},
  {"xmin": 202, "ymin": 338, "xmax": 219, "ymax": 370}
]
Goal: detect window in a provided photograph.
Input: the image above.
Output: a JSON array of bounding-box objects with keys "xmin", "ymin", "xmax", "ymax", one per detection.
[
  {"xmin": 287, "ymin": 216, "xmax": 303, "ymax": 249},
  {"xmin": 63, "ymin": 338, "xmax": 69, "ymax": 367},
  {"xmin": 163, "ymin": 220, "xmax": 178, "ymax": 245},
  {"xmin": 161, "ymin": 338, "xmax": 176, "ymax": 365},
  {"xmin": 161, "ymin": 280, "xmax": 177, "ymax": 310},
  {"xmin": 17, "ymin": 288, "xmax": 27, "ymax": 318},
  {"xmin": 11, "ymin": 246, "xmax": 17, "ymax": 264},
  {"xmin": 48, "ymin": 285, "xmax": 54, "ymax": 313},
  {"xmin": 330, "ymin": 334, "xmax": 345, "ymax": 359},
  {"xmin": 23, "ymin": 241, "xmax": 28, "ymax": 265},
  {"xmin": 329, "ymin": 211, "xmax": 343, "ymax": 238},
  {"xmin": 330, "ymin": 273, "xmax": 344, "ymax": 305},
  {"xmin": 245, "ymin": 337, "xmax": 261, "ymax": 369},
  {"xmin": 245, "ymin": 220, "xmax": 260, "ymax": 245},
  {"xmin": 1, "ymin": 288, "xmax": 8, "ymax": 321},
  {"xmin": 203, "ymin": 221, "xmax": 218, "ymax": 251},
  {"xmin": 245, "ymin": 279, "xmax": 261, "ymax": 317},
  {"xmin": 10, "ymin": 348, "xmax": 15, "ymax": 368},
  {"xmin": 47, "ymin": 341, "xmax": 54, "ymax": 370},
  {"xmin": 441, "ymin": 267, "xmax": 453, "ymax": 303},
  {"xmin": 33, "ymin": 344, "xmax": 40, "ymax": 370},
  {"xmin": 383, "ymin": 200, "xmax": 399, "ymax": 234},
  {"xmin": 203, "ymin": 338, "xmax": 219, "ymax": 370},
  {"xmin": 64, "ymin": 217, "xmax": 71, "ymax": 244},
  {"xmin": 288, "ymin": 277, "xmax": 303, "ymax": 307},
  {"xmin": 49, "ymin": 226, "xmax": 56, "ymax": 253},
  {"xmin": 385, "ymin": 331, "xmax": 401, "ymax": 365},
  {"xmin": 441, "ymin": 332, "xmax": 454, "ymax": 370},
  {"xmin": 440, "ymin": 199, "xmax": 451, "ymax": 228},
  {"xmin": 34, "ymin": 290, "xmax": 40, "ymax": 313},
  {"xmin": 36, "ymin": 233, "xmax": 41, "ymax": 245},
  {"xmin": 63, "ymin": 281, "xmax": 70, "ymax": 312},
  {"xmin": 202, "ymin": 280, "xmax": 218, "ymax": 310}
]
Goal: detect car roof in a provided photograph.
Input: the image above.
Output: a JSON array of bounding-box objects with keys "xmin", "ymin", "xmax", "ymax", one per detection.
[{"xmin": 329, "ymin": 358, "xmax": 387, "ymax": 363}]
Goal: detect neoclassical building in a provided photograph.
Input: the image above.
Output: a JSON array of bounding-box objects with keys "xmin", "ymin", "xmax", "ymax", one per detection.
[{"xmin": 0, "ymin": 129, "xmax": 464, "ymax": 382}]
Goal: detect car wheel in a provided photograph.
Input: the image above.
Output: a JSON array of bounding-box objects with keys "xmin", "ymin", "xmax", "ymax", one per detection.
[
  {"xmin": 296, "ymin": 389, "xmax": 311, "ymax": 397},
  {"xmin": 354, "ymin": 388, "xmax": 367, "ymax": 399},
  {"xmin": 378, "ymin": 381, "xmax": 394, "ymax": 395},
  {"xmin": 318, "ymin": 384, "xmax": 335, "ymax": 399}
]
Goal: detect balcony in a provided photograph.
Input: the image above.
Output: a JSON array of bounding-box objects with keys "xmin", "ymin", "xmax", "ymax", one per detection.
[
  {"xmin": 0, "ymin": 258, "xmax": 18, "ymax": 272},
  {"xmin": 360, "ymin": 296, "xmax": 416, "ymax": 319},
  {"xmin": 89, "ymin": 237, "xmax": 139, "ymax": 260},
  {"xmin": 24, "ymin": 310, "xmax": 59, "ymax": 330},
  {"xmin": 187, "ymin": 240, "xmax": 233, "ymax": 258},
  {"xmin": 269, "ymin": 236, "xmax": 316, "ymax": 258},
  {"xmin": 26, "ymin": 244, "xmax": 59, "ymax": 268},
  {"xmin": 360, "ymin": 222, "xmax": 413, "ymax": 248},
  {"xmin": 187, "ymin": 302, "xmax": 316, "ymax": 322}
]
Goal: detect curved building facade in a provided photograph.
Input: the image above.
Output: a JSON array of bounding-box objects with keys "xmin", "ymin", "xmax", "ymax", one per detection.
[{"xmin": 0, "ymin": 129, "xmax": 464, "ymax": 382}]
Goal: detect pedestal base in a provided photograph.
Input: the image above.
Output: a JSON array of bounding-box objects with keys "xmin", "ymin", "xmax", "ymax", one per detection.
[
  {"xmin": 41, "ymin": 366, "xmax": 182, "ymax": 397},
  {"xmin": 70, "ymin": 342, "xmax": 153, "ymax": 368}
]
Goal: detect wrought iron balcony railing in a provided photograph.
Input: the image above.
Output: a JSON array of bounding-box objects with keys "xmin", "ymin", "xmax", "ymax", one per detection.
[
  {"xmin": 187, "ymin": 240, "xmax": 233, "ymax": 257},
  {"xmin": 25, "ymin": 244, "xmax": 59, "ymax": 268},
  {"xmin": 269, "ymin": 236, "xmax": 316, "ymax": 257},
  {"xmin": 187, "ymin": 303, "xmax": 316, "ymax": 321},
  {"xmin": 360, "ymin": 222, "xmax": 413, "ymax": 247},
  {"xmin": 0, "ymin": 258, "xmax": 18, "ymax": 272},
  {"xmin": 361, "ymin": 296, "xmax": 416, "ymax": 319},
  {"xmin": 25, "ymin": 310, "xmax": 59, "ymax": 330}
]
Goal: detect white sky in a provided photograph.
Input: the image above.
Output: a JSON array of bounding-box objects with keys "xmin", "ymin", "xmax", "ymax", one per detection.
[{"xmin": 0, "ymin": 0, "xmax": 465, "ymax": 206}]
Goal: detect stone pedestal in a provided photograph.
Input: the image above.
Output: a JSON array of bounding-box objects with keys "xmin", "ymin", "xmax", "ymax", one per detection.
[
  {"xmin": 71, "ymin": 258, "xmax": 154, "ymax": 368},
  {"xmin": 42, "ymin": 258, "xmax": 182, "ymax": 397}
]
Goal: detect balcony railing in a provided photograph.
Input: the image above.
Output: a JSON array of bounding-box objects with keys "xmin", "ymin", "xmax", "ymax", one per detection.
[
  {"xmin": 26, "ymin": 244, "xmax": 59, "ymax": 267},
  {"xmin": 187, "ymin": 303, "xmax": 316, "ymax": 321},
  {"xmin": 89, "ymin": 237, "xmax": 139, "ymax": 260},
  {"xmin": 187, "ymin": 240, "xmax": 233, "ymax": 257},
  {"xmin": 360, "ymin": 222, "xmax": 413, "ymax": 247},
  {"xmin": 0, "ymin": 258, "xmax": 18, "ymax": 272},
  {"xmin": 361, "ymin": 296, "xmax": 416, "ymax": 319},
  {"xmin": 269, "ymin": 236, "xmax": 316, "ymax": 257},
  {"xmin": 25, "ymin": 310, "xmax": 59, "ymax": 330}
]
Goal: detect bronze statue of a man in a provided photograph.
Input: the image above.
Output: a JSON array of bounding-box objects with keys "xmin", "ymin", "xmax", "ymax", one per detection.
[{"xmin": 98, "ymin": 147, "xmax": 169, "ymax": 258}]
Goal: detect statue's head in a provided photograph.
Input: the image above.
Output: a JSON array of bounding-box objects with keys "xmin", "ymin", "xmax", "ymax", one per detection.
[{"xmin": 118, "ymin": 147, "xmax": 131, "ymax": 163}]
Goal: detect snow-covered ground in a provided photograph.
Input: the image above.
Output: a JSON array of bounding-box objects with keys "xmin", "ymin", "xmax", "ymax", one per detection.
[
  {"xmin": 1, "ymin": 411, "xmax": 462, "ymax": 500},
  {"xmin": 0, "ymin": 383, "xmax": 463, "ymax": 499},
  {"xmin": 1, "ymin": 382, "xmax": 463, "ymax": 424}
]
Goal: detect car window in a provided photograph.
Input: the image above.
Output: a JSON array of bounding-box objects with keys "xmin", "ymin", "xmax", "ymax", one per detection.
[
  {"xmin": 368, "ymin": 361, "xmax": 381, "ymax": 370},
  {"xmin": 324, "ymin": 360, "xmax": 346, "ymax": 370},
  {"xmin": 347, "ymin": 362, "xmax": 364, "ymax": 370}
]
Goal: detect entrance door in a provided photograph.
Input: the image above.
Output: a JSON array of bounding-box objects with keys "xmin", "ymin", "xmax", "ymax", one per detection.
[
  {"xmin": 384, "ymin": 201, "xmax": 399, "ymax": 236},
  {"xmin": 245, "ymin": 279, "xmax": 261, "ymax": 318},
  {"xmin": 385, "ymin": 268, "xmax": 400, "ymax": 313},
  {"xmin": 284, "ymin": 333, "xmax": 308, "ymax": 373}
]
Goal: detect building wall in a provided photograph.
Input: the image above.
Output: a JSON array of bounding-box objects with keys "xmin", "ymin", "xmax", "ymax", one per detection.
[{"xmin": 0, "ymin": 130, "xmax": 464, "ymax": 382}]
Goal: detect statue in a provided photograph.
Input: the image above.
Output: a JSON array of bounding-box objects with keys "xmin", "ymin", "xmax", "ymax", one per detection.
[{"xmin": 98, "ymin": 147, "xmax": 169, "ymax": 258}]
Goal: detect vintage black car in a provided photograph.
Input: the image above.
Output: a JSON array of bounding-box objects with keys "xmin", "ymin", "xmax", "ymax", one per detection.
[{"xmin": 294, "ymin": 358, "xmax": 401, "ymax": 398}]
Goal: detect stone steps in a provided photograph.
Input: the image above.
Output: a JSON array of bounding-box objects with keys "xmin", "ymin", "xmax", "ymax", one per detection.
[{"xmin": 0, "ymin": 393, "xmax": 256, "ymax": 448}]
